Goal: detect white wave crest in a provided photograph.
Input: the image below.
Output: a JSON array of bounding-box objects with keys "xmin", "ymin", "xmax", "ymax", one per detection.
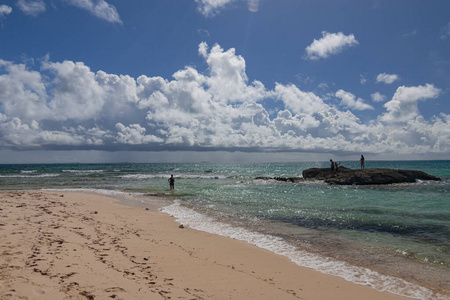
[
  {"xmin": 161, "ymin": 201, "xmax": 444, "ymax": 300},
  {"xmin": 120, "ymin": 174, "xmax": 226, "ymax": 180},
  {"xmin": 0, "ymin": 174, "xmax": 60, "ymax": 178}
]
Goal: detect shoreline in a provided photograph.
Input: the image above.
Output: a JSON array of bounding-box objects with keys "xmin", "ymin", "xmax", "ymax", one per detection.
[
  {"xmin": 161, "ymin": 200, "xmax": 449, "ymax": 299},
  {"xmin": 0, "ymin": 190, "xmax": 445, "ymax": 299}
]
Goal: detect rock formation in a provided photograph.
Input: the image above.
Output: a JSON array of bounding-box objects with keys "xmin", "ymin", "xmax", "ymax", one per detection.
[
  {"xmin": 302, "ymin": 167, "xmax": 440, "ymax": 185},
  {"xmin": 255, "ymin": 167, "xmax": 441, "ymax": 185},
  {"xmin": 254, "ymin": 177, "xmax": 304, "ymax": 183}
]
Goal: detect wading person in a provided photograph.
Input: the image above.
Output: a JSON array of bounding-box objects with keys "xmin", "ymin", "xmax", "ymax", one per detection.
[{"xmin": 168, "ymin": 174, "xmax": 175, "ymax": 190}]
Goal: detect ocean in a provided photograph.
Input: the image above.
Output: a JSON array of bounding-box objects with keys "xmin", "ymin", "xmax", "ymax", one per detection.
[{"xmin": 0, "ymin": 160, "xmax": 449, "ymax": 299}]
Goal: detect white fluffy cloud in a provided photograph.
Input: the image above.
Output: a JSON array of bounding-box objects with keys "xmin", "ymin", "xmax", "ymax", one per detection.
[
  {"xmin": 195, "ymin": 0, "xmax": 236, "ymax": 17},
  {"xmin": 380, "ymin": 84, "xmax": 441, "ymax": 123},
  {"xmin": 371, "ymin": 92, "xmax": 386, "ymax": 102},
  {"xmin": 376, "ymin": 73, "xmax": 399, "ymax": 84},
  {"xmin": 335, "ymin": 90, "xmax": 374, "ymax": 111},
  {"xmin": 0, "ymin": 59, "xmax": 49, "ymax": 121},
  {"xmin": 0, "ymin": 43, "xmax": 448, "ymax": 156},
  {"xmin": 305, "ymin": 31, "xmax": 359, "ymax": 60},
  {"xmin": 199, "ymin": 42, "xmax": 266, "ymax": 103},
  {"xmin": 275, "ymin": 83, "xmax": 328, "ymax": 115},
  {"xmin": 115, "ymin": 123, "xmax": 163, "ymax": 145},
  {"xmin": 17, "ymin": 0, "xmax": 45, "ymax": 17},
  {"xmin": 0, "ymin": 5, "xmax": 12, "ymax": 17},
  {"xmin": 42, "ymin": 60, "xmax": 107, "ymax": 121},
  {"xmin": 65, "ymin": 0, "xmax": 122, "ymax": 24}
]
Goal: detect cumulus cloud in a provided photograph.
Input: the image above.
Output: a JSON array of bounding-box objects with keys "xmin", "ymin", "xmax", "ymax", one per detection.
[
  {"xmin": 65, "ymin": 0, "xmax": 122, "ymax": 24},
  {"xmin": 380, "ymin": 84, "xmax": 441, "ymax": 123},
  {"xmin": 275, "ymin": 83, "xmax": 328, "ymax": 115},
  {"xmin": 195, "ymin": 0, "xmax": 236, "ymax": 17},
  {"xmin": 17, "ymin": 0, "xmax": 46, "ymax": 17},
  {"xmin": 335, "ymin": 90, "xmax": 373, "ymax": 111},
  {"xmin": 0, "ymin": 5, "xmax": 12, "ymax": 17},
  {"xmin": 199, "ymin": 42, "xmax": 266, "ymax": 103},
  {"xmin": 0, "ymin": 43, "xmax": 448, "ymax": 156},
  {"xmin": 43, "ymin": 60, "xmax": 108, "ymax": 121},
  {"xmin": 305, "ymin": 31, "xmax": 359, "ymax": 60},
  {"xmin": 0, "ymin": 59, "xmax": 50, "ymax": 121},
  {"xmin": 115, "ymin": 123, "xmax": 163, "ymax": 145},
  {"xmin": 376, "ymin": 73, "xmax": 399, "ymax": 84},
  {"xmin": 371, "ymin": 92, "xmax": 386, "ymax": 102}
]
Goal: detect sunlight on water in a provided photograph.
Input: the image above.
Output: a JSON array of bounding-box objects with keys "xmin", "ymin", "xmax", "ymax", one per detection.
[{"xmin": 0, "ymin": 161, "xmax": 448, "ymax": 298}]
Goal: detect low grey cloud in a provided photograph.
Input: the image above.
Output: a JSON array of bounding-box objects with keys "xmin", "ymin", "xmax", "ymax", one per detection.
[{"xmin": 0, "ymin": 43, "xmax": 448, "ymax": 156}]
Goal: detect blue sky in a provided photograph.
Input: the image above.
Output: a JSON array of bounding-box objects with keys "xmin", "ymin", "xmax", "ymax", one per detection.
[{"xmin": 0, "ymin": 0, "xmax": 449, "ymax": 163}]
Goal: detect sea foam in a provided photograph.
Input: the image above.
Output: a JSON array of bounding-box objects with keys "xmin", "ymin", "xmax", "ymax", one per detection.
[{"xmin": 162, "ymin": 201, "xmax": 445, "ymax": 300}]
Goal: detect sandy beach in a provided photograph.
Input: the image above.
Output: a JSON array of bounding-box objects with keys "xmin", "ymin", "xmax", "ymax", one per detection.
[{"xmin": 0, "ymin": 191, "xmax": 426, "ymax": 299}]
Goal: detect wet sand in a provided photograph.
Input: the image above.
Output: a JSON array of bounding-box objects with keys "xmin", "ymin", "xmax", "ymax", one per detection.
[{"xmin": 0, "ymin": 191, "xmax": 425, "ymax": 299}]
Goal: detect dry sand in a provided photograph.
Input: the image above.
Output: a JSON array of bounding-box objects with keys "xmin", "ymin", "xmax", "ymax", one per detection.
[{"xmin": 0, "ymin": 191, "xmax": 420, "ymax": 299}]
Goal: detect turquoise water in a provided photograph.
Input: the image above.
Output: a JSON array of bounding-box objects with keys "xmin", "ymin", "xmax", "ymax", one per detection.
[{"xmin": 0, "ymin": 161, "xmax": 449, "ymax": 298}]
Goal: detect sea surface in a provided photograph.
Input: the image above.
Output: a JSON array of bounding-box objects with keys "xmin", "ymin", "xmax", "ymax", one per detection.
[{"xmin": 0, "ymin": 160, "xmax": 449, "ymax": 299}]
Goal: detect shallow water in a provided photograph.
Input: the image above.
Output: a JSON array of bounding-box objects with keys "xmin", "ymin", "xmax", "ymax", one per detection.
[{"xmin": 0, "ymin": 161, "xmax": 448, "ymax": 298}]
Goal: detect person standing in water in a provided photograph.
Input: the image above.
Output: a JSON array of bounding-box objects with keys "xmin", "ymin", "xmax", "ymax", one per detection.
[
  {"xmin": 168, "ymin": 174, "xmax": 175, "ymax": 190},
  {"xmin": 360, "ymin": 155, "xmax": 365, "ymax": 169}
]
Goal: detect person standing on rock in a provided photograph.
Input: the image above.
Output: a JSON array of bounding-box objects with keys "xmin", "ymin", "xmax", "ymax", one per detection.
[
  {"xmin": 330, "ymin": 159, "xmax": 335, "ymax": 171},
  {"xmin": 360, "ymin": 155, "xmax": 365, "ymax": 169}
]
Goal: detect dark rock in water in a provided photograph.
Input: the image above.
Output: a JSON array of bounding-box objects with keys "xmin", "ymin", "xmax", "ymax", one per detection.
[
  {"xmin": 255, "ymin": 167, "xmax": 440, "ymax": 185},
  {"xmin": 255, "ymin": 176, "xmax": 304, "ymax": 183},
  {"xmin": 302, "ymin": 167, "xmax": 440, "ymax": 185}
]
